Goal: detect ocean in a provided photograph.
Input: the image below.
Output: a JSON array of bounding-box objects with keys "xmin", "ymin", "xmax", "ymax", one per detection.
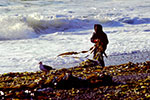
[{"xmin": 0, "ymin": 0, "xmax": 150, "ymax": 73}]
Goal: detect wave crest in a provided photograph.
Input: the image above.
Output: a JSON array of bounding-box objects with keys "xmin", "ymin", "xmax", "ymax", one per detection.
[
  {"xmin": 1, "ymin": 15, "xmax": 142, "ymax": 40},
  {"xmin": 0, "ymin": 16, "xmax": 37, "ymax": 40},
  {"xmin": 0, "ymin": 15, "xmax": 98, "ymax": 40},
  {"xmin": 119, "ymin": 17, "xmax": 150, "ymax": 25},
  {"xmin": 24, "ymin": 17, "xmax": 98, "ymax": 34}
]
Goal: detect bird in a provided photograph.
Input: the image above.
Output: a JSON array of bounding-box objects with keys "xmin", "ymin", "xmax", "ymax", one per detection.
[{"xmin": 39, "ymin": 62, "xmax": 54, "ymax": 72}]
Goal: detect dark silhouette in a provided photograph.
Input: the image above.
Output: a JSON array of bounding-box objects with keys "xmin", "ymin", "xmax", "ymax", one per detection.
[{"xmin": 91, "ymin": 24, "xmax": 109, "ymax": 67}]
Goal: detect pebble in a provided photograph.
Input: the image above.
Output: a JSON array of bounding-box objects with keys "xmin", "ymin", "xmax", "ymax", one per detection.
[{"xmin": 0, "ymin": 59, "xmax": 150, "ymax": 99}]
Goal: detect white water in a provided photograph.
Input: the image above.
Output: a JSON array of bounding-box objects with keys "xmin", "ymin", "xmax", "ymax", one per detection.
[{"xmin": 0, "ymin": 0, "xmax": 150, "ymax": 73}]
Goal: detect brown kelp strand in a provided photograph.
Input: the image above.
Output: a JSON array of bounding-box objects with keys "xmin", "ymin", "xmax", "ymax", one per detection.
[{"xmin": 0, "ymin": 60, "xmax": 150, "ymax": 99}]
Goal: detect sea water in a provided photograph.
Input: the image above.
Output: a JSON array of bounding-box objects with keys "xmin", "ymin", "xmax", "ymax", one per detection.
[{"xmin": 0, "ymin": 0, "xmax": 150, "ymax": 73}]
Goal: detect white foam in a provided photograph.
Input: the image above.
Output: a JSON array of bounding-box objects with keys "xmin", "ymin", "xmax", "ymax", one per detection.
[
  {"xmin": 0, "ymin": 16, "xmax": 37, "ymax": 40},
  {"xmin": 0, "ymin": 13, "xmax": 100, "ymax": 40},
  {"xmin": 0, "ymin": 0, "xmax": 150, "ymax": 74}
]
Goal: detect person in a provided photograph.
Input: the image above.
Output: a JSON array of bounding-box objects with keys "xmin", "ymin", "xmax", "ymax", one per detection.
[{"xmin": 91, "ymin": 24, "xmax": 109, "ymax": 67}]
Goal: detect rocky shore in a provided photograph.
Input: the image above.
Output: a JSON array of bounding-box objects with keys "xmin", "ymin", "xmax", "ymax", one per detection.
[{"xmin": 0, "ymin": 59, "xmax": 150, "ymax": 99}]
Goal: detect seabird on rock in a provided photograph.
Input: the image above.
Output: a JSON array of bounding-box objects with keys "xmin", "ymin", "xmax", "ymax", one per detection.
[{"xmin": 39, "ymin": 62, "xmax": 54, "ymax": 72}]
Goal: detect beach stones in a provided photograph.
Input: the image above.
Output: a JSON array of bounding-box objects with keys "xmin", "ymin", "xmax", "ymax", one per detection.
[
  {"xmin": 0, "ymin": 59, "xmax": 111, "ymax": 89},
  {"xmin": 0, "ymin": 60, "xmax": 150, "ymax": 99},
  {"xmin": 80, "ymin": 59, "xmax": 99, "ymax": 68}
]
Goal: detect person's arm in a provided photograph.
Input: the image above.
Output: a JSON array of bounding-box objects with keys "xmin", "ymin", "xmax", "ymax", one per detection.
[
  {"xmin": 91, "ymin": 32, "xmax": 98, "ymax": 43},
  {"xmin": 104, "ymin": 33, "xmax": 109, "ymax": 45}
]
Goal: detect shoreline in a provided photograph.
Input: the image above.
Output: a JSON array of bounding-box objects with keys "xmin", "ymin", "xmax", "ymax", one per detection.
[
  {"xmin": 105, "ymin": 50, "xmax": 150, "ymax": 66},
  {"xmin": 0, "ymin": 60, "xmax": 150, "ymax": 99}
]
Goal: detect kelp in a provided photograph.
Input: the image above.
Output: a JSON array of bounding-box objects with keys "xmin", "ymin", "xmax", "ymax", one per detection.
[
  {"xmin": 57, "ymin": 46, "xmax": 95, "ymax": 57},
  {"xmin": 93, "ymin": 40, "xmax": 108, "ymax": 61},
  {"xmin": 57, "ymin": 51, "xmax": 79, "ymax": 56},
  {"xmin": 0, "ymin": 60, "xmax": 112, "ymax": 99},
  {"xmin": 57, "ymin": 41, "xmax": 108, "ymax": 65},
  {"xmin": 0, "ymin": 60, "xmax": 150, "ymax": 99}
]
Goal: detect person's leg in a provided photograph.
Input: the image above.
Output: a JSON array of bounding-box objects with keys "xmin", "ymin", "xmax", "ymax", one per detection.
[
  {"xmin": 93, "ymin": 48, "xmax": 97, "ymax": 59},
  {"xmin": 99, "ymin": 59, "xmax": 105, "ymax": 67},
  {"xmin": 98, "ymin": 53, "xmax": 105, "ymax": 67}
]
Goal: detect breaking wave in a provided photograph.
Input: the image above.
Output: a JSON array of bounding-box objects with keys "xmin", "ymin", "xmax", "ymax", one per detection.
[
  {"xmin": 0, "ymin": 16, "xmax": 37, "ymax": 40},
  {"xmin": 23, "ymin": 17, "xmax": 99, "ymax": 34},
  {"xmin": 1, "ymin": 15, "xmax": 142, "ymax": 40},
  {"xmin": 100, "ymin": 19, "xmax": 123, "ymax": 27},
  {"xmin": 119, "ymin": 17, "xmax": 150, "ymax": 25},
  {"xmin": 0, "ymin": 15, "xmax": 99, "ymax": 40}
]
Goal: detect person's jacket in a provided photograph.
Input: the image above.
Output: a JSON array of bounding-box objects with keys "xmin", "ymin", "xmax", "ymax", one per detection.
[{"xmin": 91, "ymin": 31, "xmax": 109, "ymax": 52}]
